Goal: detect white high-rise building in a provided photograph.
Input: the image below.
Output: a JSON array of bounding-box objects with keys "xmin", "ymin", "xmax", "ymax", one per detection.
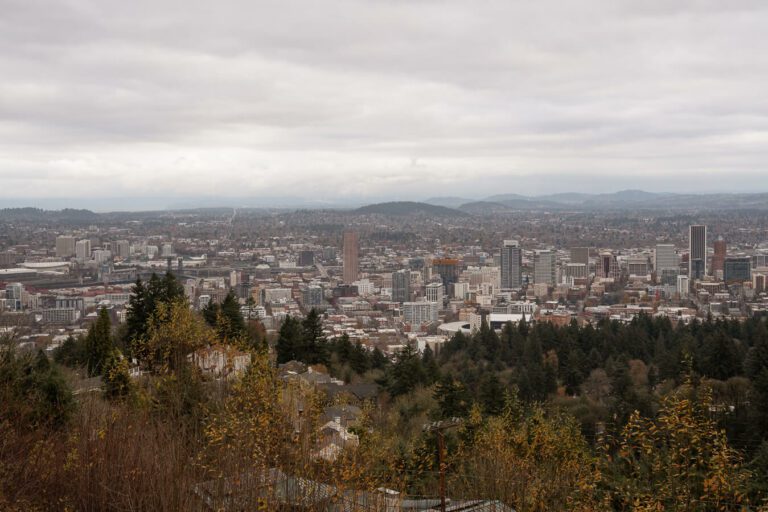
[
  {"xmin": 677, "ymin": 275, "xmax": 690, "ymax": 298},
  {"xmin": 75, "ymin": 239, "xmax": 91, "ymax": 261},
  {"xmin": 426, "ymin": 281, "xmax": 444, "ymax": 306},
  {"xmin": 162, "ymin": 243, "xmax": 174, "ymax": 258},
  {"xmin": 501, "ymin": 240, "xmax": 523, "ymax": 289},
  {"xmin": 402, "ymin": 301, "xmax": 439, "ymax": 326}
]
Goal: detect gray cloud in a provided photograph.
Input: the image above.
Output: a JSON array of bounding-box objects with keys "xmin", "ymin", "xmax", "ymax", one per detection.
[{"xmin": 1, "ymin": 0, "xmax": 768, "ymax": 204}]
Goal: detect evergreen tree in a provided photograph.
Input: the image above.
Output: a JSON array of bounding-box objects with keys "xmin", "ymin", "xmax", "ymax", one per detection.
[
  {"xmin": 125, "ymin": 277, "xmax": 149, "ymax": 342},
  {"xmin": 700, "ymin": 331, "xmax": 741, "ymax": 381},
  {"xmin": 349, "ymin": 340, "xmax": 371, "ymax": 375},
  {"xmin": 384, "ymin": 344, "xmax": 426, "ymax": 397},
  {"xmin": 421, "ymin": 345, "xmax": 440, "ymax": 384},
  {"xmin": 85, "ymin": 308, "xmax": 113, "ymax": 376},
  {"xmin": 301, "ymin": 308, "xmax": 328, "ymax": 365},
  {"xmin": 371, "ymin": 346, "xmax": 389, "ymax": 370},
  {"xmin": 434, "ymin": 374, "xmax": 472, "ymax": 419},
  {"xmin": 53, "ymin": 334, "xmax": 86, "ymax": 367},
  {"xmin": 479, "ymin": 372, "xmax": 506, "ymax": 415},
  {"xmin": 276, "ymin": 316, "xmax": 303, "ymax": 364}
]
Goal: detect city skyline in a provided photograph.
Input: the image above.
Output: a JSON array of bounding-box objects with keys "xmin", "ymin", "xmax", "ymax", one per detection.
[{"xmin": 3, "ymin": 1, "xmax": 768, "ymax": 203}]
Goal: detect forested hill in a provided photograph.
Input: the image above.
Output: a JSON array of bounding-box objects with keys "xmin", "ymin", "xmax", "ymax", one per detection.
[{"xmin": 354, "ymin": 201, "xmax": 470, "ymax": 217}]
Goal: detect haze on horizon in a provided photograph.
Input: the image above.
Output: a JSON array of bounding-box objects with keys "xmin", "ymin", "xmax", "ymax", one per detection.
[{"xmin": 2, "ymin": 0, "xmax": 768, "ymax": 207}]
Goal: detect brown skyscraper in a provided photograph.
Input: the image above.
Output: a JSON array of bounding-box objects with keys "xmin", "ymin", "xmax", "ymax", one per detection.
[
  {"xmin": 712, "ymin": 238, "xmax": 726, "ymax": 276},
  {"xmin": 342, "ymin": 230, "xmax": 359, "ymax": 284}
]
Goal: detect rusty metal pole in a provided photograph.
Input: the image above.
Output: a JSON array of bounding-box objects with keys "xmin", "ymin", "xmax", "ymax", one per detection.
[{"xmin": 438, "ymin": 429, "xmax": 446, "ymax": 512}]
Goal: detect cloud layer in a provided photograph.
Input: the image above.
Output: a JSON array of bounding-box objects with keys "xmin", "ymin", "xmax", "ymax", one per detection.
[{"xmin": 2, "ymin": 0, "xmax": 768, "ymax": 203}]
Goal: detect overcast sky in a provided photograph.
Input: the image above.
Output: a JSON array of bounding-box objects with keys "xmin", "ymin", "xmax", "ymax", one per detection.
[{"xmin": 2, "ymin": 0, "xmax": 768, "ymax": 207}]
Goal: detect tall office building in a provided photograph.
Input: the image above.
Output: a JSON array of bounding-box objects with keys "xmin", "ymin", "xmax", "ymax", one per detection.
[
  {"xmin": 115, "ymin": 240, "xmax": 131, "ymax": 259},
  {"xmin": 425, "ymin": 281, "xmax": 444, "ymax": 306},
  {"xmin": 342, "ymin": 230, "xmax": 359, "ymax": 284},
  {"xmin": 402, "ymin": 301, "xmax": 439, "ymax": 326},
  {"xmin": 501, "ymin": 240, "xmax": 523, "ymax": 289},
  {"xmin": 533, "ymin": 250, "xmax": 556, "ymax": 286},
  {"xmin": 75, "ymin": 239, "xmax": 91, "ymax": 261},
  {"xmin": 432, "ymin": 258, "xmax": 460, "ymax": 288},
  {"xmin": 599, "ymin": 252, "xmax": 619, "ymax": 279},
  {"xmin": 55, "ymin": 235, "xmax": 76, "ymax": 258},
  {"xmin": 689, "ymin": 225, "xmax": 707, "ymax": 280},
  {"xmin": 570, "ymin": 247, "xmax": 590, "ymax": 267},
  {"xmin": 723, "ymin": 257, "xmax": 751, "ymax": 283},
  {"xmin": 298, "ymin": 250, "xmax": 315, "ymax": 267},
  {"xmin": 712, "ymin": 238, "xmax": 726, "ymax": 277},
  {"xmin": 392, "ymin": 269, "xmax": 411, "ymax": 303},
  {"xmin": 655, "ymin": 244, "xmax": 679, "ymax": 285}
]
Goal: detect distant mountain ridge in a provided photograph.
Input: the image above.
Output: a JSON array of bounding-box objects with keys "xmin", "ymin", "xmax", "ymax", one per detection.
[{"xmin": 440, "ymin": 190, "xmax": 768, "ymax": 212}]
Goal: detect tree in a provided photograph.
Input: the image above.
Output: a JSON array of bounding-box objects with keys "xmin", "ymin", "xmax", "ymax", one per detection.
[
  {"xmin": 421, "ymin": 345, "xmax": 440, "ymax": 384},
  {"xmin": 85, "ymin": 308, "xmax": 113, "ymax": 376},
  {"xmin": 383, "ymin": 344, "xmax": 426, "ymax": 397},
  {"xmin": 301, "ymin": 308, "xmax": 328, "ymax": 365},
  {"xmin": 434, "ymin": 375, "xmax": 472, "ymax": 419},
  {"xmin": 102, "ymin": 350, "xmax": 132, "ymax": 399},
  {"xmin": 606, "ymin": 387, "xmax": 752, "ymax": 510},
  {"xmin": 479, "ymin": 373, "xmax": 506, "ymax": 416},
  {"xmin": 204, "ymin": 290, "xmax": 247, "ymax": 342},
  {"xmin": 133, "ymin": 299, "xmax": 215, "ymax": 374},
  {"xmin": 276, "ymin": 315, "xmax": 304, "ymax": 364},
  {"xmin": 53, "ymin": 334, "xmax": 86, "ymax": 367},
  {"xmin": 700, "ymin": 331, "xmax": 741, "ymax": 381},
  {"xmin": 125, "ymin": 277, "xmax": 150, "ymax": 343}
]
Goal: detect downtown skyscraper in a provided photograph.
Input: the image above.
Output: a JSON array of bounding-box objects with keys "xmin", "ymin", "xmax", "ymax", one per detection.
[
  {"xmin": 342, "ymin": 230, "xmax": 359, "ymax": 284},
  {"xmin": 501, "ymin": 240, "xmax": 523, "ymax": 289},
  {"xmin": 689, "ymin": 225, "xmax": 707, "ymax": 280}
]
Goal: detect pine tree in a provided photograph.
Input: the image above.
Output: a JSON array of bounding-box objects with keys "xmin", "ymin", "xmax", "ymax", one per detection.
[
  {"xmin": 301, "ymin": 308, "xmax": 328, "ymax": 365},
  {"xmin": 126, "ymin": 277, "xmax": 149, "ymax": 342},
  {"xmin": 434, "ymin": 374, "xmax": 472, "ymax": 419},
  {"xmin": 479, "ymin": 373, "xmax": 506, "ymax": 415},
  {"xmin": 85, "ymin": 308, "xmax": 113, "ymax": 376},
  {"xmin": 276, "ymin": 316, "xmax": 303, "ymax": 364}
]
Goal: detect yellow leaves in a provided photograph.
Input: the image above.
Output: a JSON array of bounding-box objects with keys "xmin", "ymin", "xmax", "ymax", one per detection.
[{"xmin": 608, "ymin": 387, "xmax": 752, "ymax": 510}]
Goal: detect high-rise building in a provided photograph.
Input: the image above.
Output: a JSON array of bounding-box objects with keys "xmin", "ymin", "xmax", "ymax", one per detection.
[
  {"xmin": 655, "ymin": 244, "xmax": 679, "ymax": 286},
  {"xmin": 298, "ymin": 250, "xmax": 315, "ymax": 267},
  {"xmin": 432, "ymin": 258, "xmax": 460, "ymax": 288},
  {"xmin": 599, "ymin": 252, "xmax": 619, "ymax": 279},
  {"xmin": 115, "ymin": 240, "xmax": 131, "ymax": 259},
  {"xmin": 689, "ymin": 225, "xmax": 707, "ymax": 280},
  {"xmin": 55, "ymin": 235, "xmax": 76, "ymax": 258},
  {"xmin": 712, "ymin": 238, "xmax": 726, "ymax": 278},
  {"xmin": 723, "ymin": 257, "xmax": 751, "ymax": 283},
  {"xmin": 392, "ymin": 269, "xmax": 411, "ymax": 303},
  {"xmin": 302, "ymin": 285, "xmax": 324, "ymax": 308},
  {"xmin": 402, "ymin": 301, "xmax": 439, "ymax": 326},
  {"xmin": 162, "ymin": 243, "xmax": 174, "ymax": 258},
  {"xmin": 533, "ymin": 250, "xmax": 556, "ymax": 286},
  {"xmin": 501, "ymin": 240, "xmax": 523, "ymax": 289},
  {"xmin": 677, "ymin": 275, "xmax": 690, "ymax": 298},
  {"xmin": 627, "ymin": 255, "xmax": 651, "ymax": 278},
  {"xmin": 570, "ymin": 247, "xmax": 590, "ymax": 267},
  {"xmin": 342, "ymin": 230, "xmax": 359, "ymax": 284},
  {"xmin": 75, "ymin": 239, "xmax": 91, "ymax": 261},
  {"xmin": 426, "ymin": 281, "xmax": 444, "ymax": 306}
]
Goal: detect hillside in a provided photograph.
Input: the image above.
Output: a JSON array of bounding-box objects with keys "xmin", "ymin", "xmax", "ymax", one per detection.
[{"xmin": 354, "ymin": 201, "xmax": 469, "ymax": 217}]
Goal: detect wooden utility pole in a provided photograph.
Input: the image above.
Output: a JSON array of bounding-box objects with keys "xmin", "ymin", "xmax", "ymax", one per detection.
[{"xmin": 423, "ymin": 417, "xmax": 463, "ymax": 512}]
